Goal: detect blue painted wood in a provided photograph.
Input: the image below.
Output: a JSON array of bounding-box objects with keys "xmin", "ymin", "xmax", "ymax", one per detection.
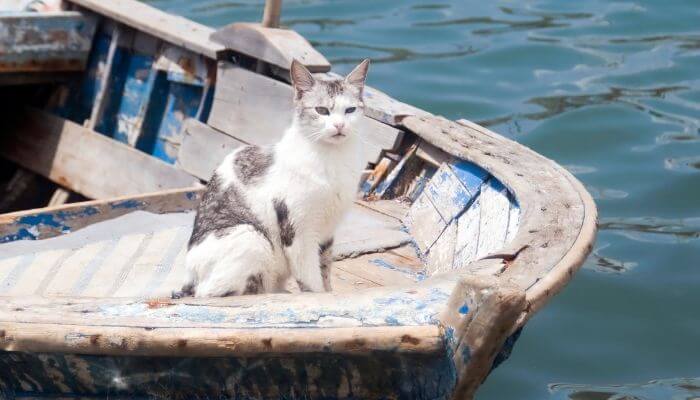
[
  {"xmin": 54, "ymin": 32, "xmax": 112, "ymax": 122},
  {"xmin": 150, "ymin": 81, "xmax": 203, "ymax": 163},
  {"xmin": 112, "ymin": 53, "xmax": 156, "ymax": 146},
  {"xmin": 195, "ymin": 81, "xmax": 215, "ymax": 122},
  {"xmin": 424, "ymin": 164, "xmax": 474, "ymax": 223},
  {"xmin": 450, "ymin": 160, "xmax": 489, "ymax": 197},
  {"xmin": 0, "ymin": 189, "xmax": 200, "ymax": 243},
  {"xmin": 0, "ymin": 12, "xmax": 96, "ymax": 74},
  {"xmin": 93, "ymin": 43, "xmax": 129, "ymax": 137},
  {"xmin": 0, "ymin": 351, "xmax": 456, "ymax": 399}
]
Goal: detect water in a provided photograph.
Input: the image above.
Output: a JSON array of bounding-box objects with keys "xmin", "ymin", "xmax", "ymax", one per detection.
[{"xmin": 148, "ymin": 1, "xmax": 700, "ymax": 398}]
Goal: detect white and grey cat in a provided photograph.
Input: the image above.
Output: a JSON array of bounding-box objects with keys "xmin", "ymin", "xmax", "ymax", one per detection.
[{"xmin": 175, "ymin": 59, "xmax": 370, "ymax": 297}]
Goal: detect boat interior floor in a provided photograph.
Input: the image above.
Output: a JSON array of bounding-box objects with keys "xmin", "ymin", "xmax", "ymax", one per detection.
[{"xmin": 0, "ymin": 200, "xmax": 424, "ymax": 298}]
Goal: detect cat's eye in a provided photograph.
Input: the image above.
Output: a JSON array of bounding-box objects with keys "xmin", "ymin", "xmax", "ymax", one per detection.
[
  {"xmin": 345, "ymin": 107, "xmax": 357, "ymax": 114},
  {"xmin": 315, "ymin": 107, "xmax": 330, "ymax": 115}
]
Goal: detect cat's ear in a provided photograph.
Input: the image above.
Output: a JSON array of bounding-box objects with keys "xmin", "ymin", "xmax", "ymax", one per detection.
[
  {"xmin": 290, "ymin": 59, "xmax": 315, "ymax": 98},
  {"xmin": 345, "ymin": 58, "xmax": 370, "ymax": 92}
]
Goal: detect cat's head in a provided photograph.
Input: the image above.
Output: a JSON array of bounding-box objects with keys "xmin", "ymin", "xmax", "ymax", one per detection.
[{"xmin": 290, "ymin": 59, "xmax": 370, "ymax": 145}]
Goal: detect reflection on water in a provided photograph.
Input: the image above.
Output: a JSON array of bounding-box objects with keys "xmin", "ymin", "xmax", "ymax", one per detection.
[
  {"xmin": 587, "ymin": 243, "xmax": 638, "ymax": 273},
  {"xmin": 315, "ymin": 40, "xmax": 477, "ymax": 64},
  {"xmin": 146, "ymin": 0, "xmax": 699, "ymax": 399},
  {"xmin": 600, "ymin": 216, "xmax": 700, "ymax": 243},
  {"xmin": 550, "ymin": 377, "xmax": 700, "ymax": 400}
]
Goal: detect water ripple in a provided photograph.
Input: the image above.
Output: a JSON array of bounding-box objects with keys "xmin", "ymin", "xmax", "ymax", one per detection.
[
  {"xmin": 664, "ymin": 156, "xmax": 700, "ymax": 173},
  {"xmin": 549, "ymin": 377, "xmax": 700, "ymax": 400},
  {"xmin": 313, "ymin": 41, "xmax": 478, "ymax": 65},
  {"xmin": 600, "ymin": 217, "xmax": 700, "ymax": 243}
]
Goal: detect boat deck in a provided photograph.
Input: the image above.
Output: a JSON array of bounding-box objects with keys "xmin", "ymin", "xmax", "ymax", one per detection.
[{"xmin": 0, "ymin": 200, "xmax": 422, "ymax": 298}]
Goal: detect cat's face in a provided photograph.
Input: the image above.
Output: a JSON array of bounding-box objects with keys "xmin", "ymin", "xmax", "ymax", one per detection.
[{"xmin": 290, "ymin": 59, "xmax": 369, "ymax": 145}]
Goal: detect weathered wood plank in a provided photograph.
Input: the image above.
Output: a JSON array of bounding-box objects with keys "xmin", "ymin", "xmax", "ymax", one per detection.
[
  {"xmin": 426, "ymin": 222, "xmax": 456, "ymax": 275},
  {"xmin": 211, "ymin": 22, "xmax": 330, "ymax": 72},
  {"xmin": 208, "ymin": 62, "xmax": 401, "ymax": 165},
  {"xmin": 454, "ymin": 198, "xmax": 481, "ymax": 269},
  {"xmin": 355, "ymin": 199, "xmax": 409, "ymax": 221},
  {"xmin": 334, "ymin": 250, "xmax": 421, "ymax": 287},
  {"xmin": 0, "ymin": 108, "xmax": 197, "ymax": 200},
  {"xmin": 423, "ymin": 163, "xmax": 474, "ymax": 223},
  {"xmin": 0, "ymin": 11, "xmax": 97, "ymax": 75},
  {"xmin": 66, "ymin": 0, "xmax": 226, "ymax": 59},
  {"xmin": 0, "ymin": 279, "xmax": 457, "ymax": 330},
  {"xmin": 0, "ymin": 187, "xmax": 201, "ymax": 243},
  {"xmin": 334, "ymin": 203, "xmax": 411, "ymax": 259},
  {"xmin": 0, "ymin": 322, "xmax": 442, "ymax": 357},
  {"xmin": 506, "ymin": 200, "xmax": 520, "ymax": 243},
  {"xmin": 416, "ymin": 139, "xmax": 450, "ymax": 167},
  {"xmin": 475, "ymin": 179, "xmax": 511, "ymax": 258},
  {"xmin": 177, "ymin": 118, "xmax": 245, "ymax": 180},
  {"xmin": 406, "ymin": 190, "xmax": 446, "ymax": 254}
]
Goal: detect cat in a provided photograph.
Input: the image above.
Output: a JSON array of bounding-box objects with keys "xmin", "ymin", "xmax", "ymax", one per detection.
[{"xmin": 174, "ymin": 59, "xmax": 370, "ymax": 298}]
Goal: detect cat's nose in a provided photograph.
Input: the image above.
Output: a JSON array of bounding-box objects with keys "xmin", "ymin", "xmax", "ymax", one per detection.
[{"xmin": 334, "ymin": 122, "xmax": 345, "ymax": 131}]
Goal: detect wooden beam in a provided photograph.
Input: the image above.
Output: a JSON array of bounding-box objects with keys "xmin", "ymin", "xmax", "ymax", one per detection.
[
  {"xmin": 0, "ymin": 11, "xmax": 97, "ymax": 75},
  {"xmin": 66, "ymin": 0, "xmax": 226, "ymax": 59},
  {"xmin": 177, "ymin": 118, "xmax": 245, "ymax": 181},
  {"xmin": 86, "ymin": 24, "xmax": 120, "ymax": 131},
  {"xmin": 0, "ymin": 108, "xmax": 197, "ymax": 200},
  {"xmin": 210, "ymin": 22, "xmax": 330, "ymax": 73}
]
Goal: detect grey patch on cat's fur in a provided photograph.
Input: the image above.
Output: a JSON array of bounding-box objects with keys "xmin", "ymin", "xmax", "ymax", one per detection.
[
  {"xmin": 234, "ymin": 145, "xmax": 273, "ymax": 185},
  {"xmin": 319, "ymin": 238, "xmax": 334, "ymax": 254},
  {"xmin": 171, "ymin": 283, "xmax": 194, "ymax": 299},
  {"xmin": 319, "ymin": 238, "xmax": 333, "ymax": 291},
  {"xmin": 188, "ymin": 174, "xmax": 271, "ymax": 249},
  {"xmin": 325, "ymin": 80, "xmax": 344, "ymax": 97},
  {"xmin": 274, "ymin": 198, "xmax": 295, "ymax": 247},
  {"xmin": 243, "ymin": 273, "xmax": 263, "ymax": 295},
  {"xmin": 296, "ymin": 279, "xmax": 311, "ymax": 292}
]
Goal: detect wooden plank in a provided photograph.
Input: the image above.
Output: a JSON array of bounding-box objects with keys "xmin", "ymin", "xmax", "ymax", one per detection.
[
  {"xmin": 177, "ymin": 118, "xmax": 245, "ymax": 180},
  {"xmin": 66, "ymin": 0, "xmax": 226, "ymax": 59},
  {"xmin": 0, "ymin": 11, "xmax": 97, "ymax": 74},
  {"xmin": 360, "ymin": 157, "xmax": 394, "ymax": 196},
  {"xmin": 506, "ymin": 200, "xmax": 520, "ymax": 243},
  {"xmin": 210, "ymin": 22, "xmax": 330, "ymax": 73},
  {"xmin": 0, "ymin": 108, "xmax": 197, "ymax": 200},
  {"xmin": 423, "ymin": 163, "xmax": 474, "ymax": 224},
  {"xmin": 0, "ymin": 187, "xmax": 201, "ymax": 243},
  {"xmin": 0, "ymin": 279, "xmax": 458, "ymax": 330},
  {"xmin": 454, "ymin": 198, "xmax": 481, "ymax": 269},
  {"xmin": 334, "ymin": 203, "xmax": 411, "ymax": 259},
  {"xmin": 208, "ymin": 62, "xmax": 400, "ymax": 164},
  {"xmin": 0, "ymin": 321, "xmax": 442, "ymax": 357},
  {"xmin": 355, "ymin": 199, "xmax": 409, "ymax": 221},
  {"xmin": 426, "ymin": 222, "xmax": 456, "ymax": 276},
  {"xmin": 334, "ymin": 251, "xmax": 420, "ymax": 287},
  {"xmin": 475, "ymin": 180, "xmax": 511, "ymax": 258},
  {"xmin": 416, "ymin": 139, "xmax": 450, "ymax": 167},
  {"xmin": 406, "ymin": 190, "xmax": 446, "ymax": 254},
  {"xmin": 87, "ymin": 25, "xmax": 120, "ymax": 131},
  {"xmin": 207, "ymin": 62, "xmax": 292, "ymax": 146},
  {"xmin": 373, "ymin": 144, "xmax": 417, "ymax": 198}
]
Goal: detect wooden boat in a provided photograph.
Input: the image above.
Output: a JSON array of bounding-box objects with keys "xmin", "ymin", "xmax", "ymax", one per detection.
[{"xmin": 0, "ymin": 1, "xmax": 597, "ymax": 398}]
